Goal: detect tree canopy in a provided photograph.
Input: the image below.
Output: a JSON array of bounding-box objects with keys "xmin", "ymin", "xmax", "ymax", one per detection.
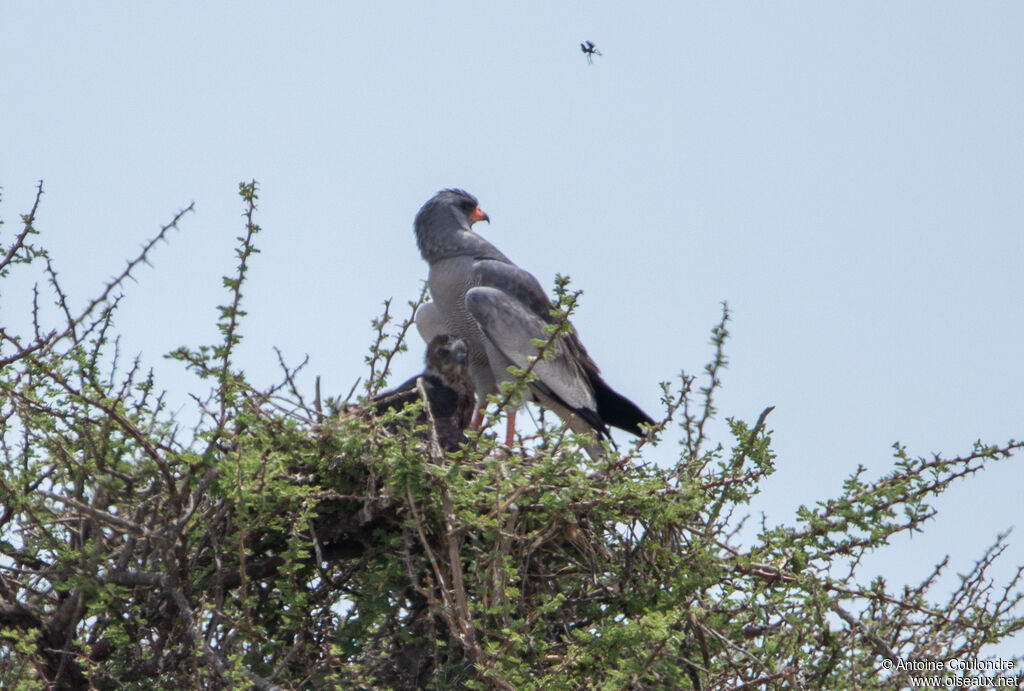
[{"xmin": 1, "ymin": 182, "xmax": 1021, "ymax": 689}]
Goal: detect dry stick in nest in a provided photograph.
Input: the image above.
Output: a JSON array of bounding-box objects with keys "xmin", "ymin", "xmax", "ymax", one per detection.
[
  {"xmin": 404, "ymin": 487, "xmax": 468, "ymax": 658},
  {"xmin": 412, "ymin": 379, "xmax": 515, "ymax": 690},
  {"xmin": 405, "ymin": 379, "xmax": 472, "ymax": 661}
]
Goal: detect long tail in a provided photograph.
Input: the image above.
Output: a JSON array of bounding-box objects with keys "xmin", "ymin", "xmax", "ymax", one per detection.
[{"xmin": 591, "ymin": 375, "xmax": 654, "ymax": 437}]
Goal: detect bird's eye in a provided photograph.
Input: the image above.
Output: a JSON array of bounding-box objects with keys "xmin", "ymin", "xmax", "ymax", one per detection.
[{"xmin": 438, "ymin": 348, "xmax": 449, "ymax": 357}]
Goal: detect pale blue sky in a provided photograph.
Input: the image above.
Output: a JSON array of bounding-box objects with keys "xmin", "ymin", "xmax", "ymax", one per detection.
[{"xmin": 3, "ymin": 2, "xmax": 1023, "ymax": 656}]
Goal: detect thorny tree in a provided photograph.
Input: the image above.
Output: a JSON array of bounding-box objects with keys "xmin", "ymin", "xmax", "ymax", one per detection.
[{"xmin": 0, "ymin": 182, "xmax": 1022, "ymax": 689}]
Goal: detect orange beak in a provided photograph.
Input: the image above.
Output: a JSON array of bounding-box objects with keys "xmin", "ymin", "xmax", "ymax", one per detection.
[{"xmin": 469, "ymin": 206, "xmax": 489, "ymax": 224}]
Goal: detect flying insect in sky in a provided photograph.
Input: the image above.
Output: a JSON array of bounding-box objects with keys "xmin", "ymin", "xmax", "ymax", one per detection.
[{"xmin": 580, "ymin": 41, "xmax": 602, "ymax": 65}]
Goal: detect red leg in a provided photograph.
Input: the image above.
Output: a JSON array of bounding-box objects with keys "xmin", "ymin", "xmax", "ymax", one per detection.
[
  {"xmin": 471, "ymin": 403, "xmax": 486, "ymax": 431},
  {"xmin": 504, "ymin": 409, "xmax": 517, "ymax": 447}
]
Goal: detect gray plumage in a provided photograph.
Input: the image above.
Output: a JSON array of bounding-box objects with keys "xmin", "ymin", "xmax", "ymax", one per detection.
[
  {"xmin": 413, "ymin": 188, "xmax": 653, "ymax": 446},
  {"xmin": 370, "ymin": 335, "xmax": 476, "ymax": 451}
]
